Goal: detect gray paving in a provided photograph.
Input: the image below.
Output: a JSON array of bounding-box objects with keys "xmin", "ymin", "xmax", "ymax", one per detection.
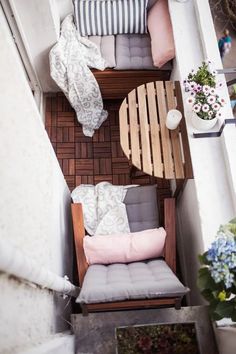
[{"xmin": 71, "ymin": 306, "xmax": 218, "ymax": 354}]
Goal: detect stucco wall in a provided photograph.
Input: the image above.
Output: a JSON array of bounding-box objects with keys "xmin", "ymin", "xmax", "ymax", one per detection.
[
  {"xmin": 169, "ymin": 0, "xmax": 235, "ymax": 305},
  {"xmin": 0, "ymin": 7, "xmax": 73, "ymax": 354}
]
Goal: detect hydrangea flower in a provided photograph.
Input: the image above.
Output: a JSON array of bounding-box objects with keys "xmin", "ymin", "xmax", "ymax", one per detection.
[
  {"xmin": 198, "ymin": 219, "xmax": 236, "ymax": 321},
  {"xmin": 206, "ymin": 232, "xmax": 236, "ymax": 288}
]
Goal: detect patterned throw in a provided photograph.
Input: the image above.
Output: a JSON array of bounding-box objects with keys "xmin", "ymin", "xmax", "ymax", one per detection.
[
  {"xmin": 74, "ymin": 0, "xmax": 148, "ymax": 36},
  {"xmin": 49, "ymin": 15, "xmax": 108, "ymax": 137},
  {"xmin": 71, "ymin": 182, "xmax": 130, "ymax": 235}
]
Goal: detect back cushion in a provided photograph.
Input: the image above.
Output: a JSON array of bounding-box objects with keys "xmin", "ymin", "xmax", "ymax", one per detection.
[
  {"xmin": 148, "ymin": 0, "xmax": 175, "ymax": 68},
  {"xmin": 83, "ymin": 228, "xmax": 166, "ymax": 264},
  {"xmin": 74, "ymin": 0, "xmax": 148, "ymax": 36},
  {"xmin": 124, "ymin": 185, "xmax": 159, "ymax": 232}
]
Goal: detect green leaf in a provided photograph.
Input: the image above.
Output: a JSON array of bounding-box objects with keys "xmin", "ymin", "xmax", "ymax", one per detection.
[
  {"xmin": 215, "ymin": 301, "xmax": 235, "ymax": 318},
  {"xmin": 201, "ymin": 289, "xmax": 215, "ymax": 302},
  {"xmin": 229, "ymin": 217, "xmax": 236, "ymax": 224},
  {"xmin": 197, "ymin": 267, "xmax": 217, "ymax": 291},
  {"xmin": 198, "ymin": 252, "xmax": 210, "ymax": 265},
  {"xmin": 231, "ymin": 310, "xmax": 236, "ymax": 322}
]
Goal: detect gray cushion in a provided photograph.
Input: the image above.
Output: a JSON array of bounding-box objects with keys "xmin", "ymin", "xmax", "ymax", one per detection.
[
  {"xmin": 88, "ymin": 35, "xmax": 116, "ymax": 68},
  {"xmin": 115, "ymin": 34, "xmax": 173, "ymax": 70},
  {"xmin": 115, "ymin": 34, "xmax": 155, "ymax": 70},
  {"xmin": 76, "ymin": 259, "xmax": 189, "ymax": 304},
  {"xmin": 124, "ymin": 185, "xmax": 159, "ymax": 232}
]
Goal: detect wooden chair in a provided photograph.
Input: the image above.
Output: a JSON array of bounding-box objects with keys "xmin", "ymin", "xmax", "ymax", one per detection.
[{"xmin": 71, "ymin": 198, "xmax": 187, "ymax": 315}]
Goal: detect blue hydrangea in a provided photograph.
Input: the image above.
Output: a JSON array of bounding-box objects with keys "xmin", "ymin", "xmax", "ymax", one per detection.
[{"xmin": 206, "ymin": 232, "xmax": 236, "ymax": 288}]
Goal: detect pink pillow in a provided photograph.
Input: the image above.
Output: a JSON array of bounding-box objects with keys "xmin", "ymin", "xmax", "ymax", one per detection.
[
  {"xmin": 148, "ymin": 0, "xmax": 175, "ymax": 68},
  {"xmin": 83, "ymin": 228, "xmax": 166, "ymax": 265}
]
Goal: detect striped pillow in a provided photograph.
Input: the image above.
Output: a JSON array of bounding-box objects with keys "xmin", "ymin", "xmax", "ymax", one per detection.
[{"xmin": 74, "ymin": 0, "xmax": 148, "ymax": 36}]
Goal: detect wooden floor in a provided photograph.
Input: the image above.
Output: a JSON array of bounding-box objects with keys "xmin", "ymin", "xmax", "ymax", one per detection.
[{"xmin": 45, "ymin": 94, "xmax": 171, "ymax": 220}]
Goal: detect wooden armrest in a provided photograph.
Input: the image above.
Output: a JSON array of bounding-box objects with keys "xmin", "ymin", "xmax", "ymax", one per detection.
[
  {"xmin": 164, "ymin": 198, "xmax": 176, "ymax": 273},
  {"xmin": 71, "ymin": 203, "xmax": 88, "ymax": 285}
]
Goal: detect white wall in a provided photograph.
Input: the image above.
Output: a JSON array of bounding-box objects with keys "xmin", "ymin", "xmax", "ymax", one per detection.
[
  {"xmin": 56, "ymin": 0, "xmax": 73, "ymax": 20},
  {"xmin": 9, "ymin": 0, "xmax": 60, "ymax": 92},
  {"xmin": 169, "ymin": 0, "xmax": 236, "ymax": 304},
  {"xmin": 0, "ymin": 7, "xmax": 73, "ymax": 354}
]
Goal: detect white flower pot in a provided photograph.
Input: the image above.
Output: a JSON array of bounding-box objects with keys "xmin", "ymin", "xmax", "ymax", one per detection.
[
  {"xmin": 191, "ymin": 112, "xmax": 217, "ymax": 131},
  {"xmin": 214, "ymin": 325, "xmax": 236, "ymax": 354}
]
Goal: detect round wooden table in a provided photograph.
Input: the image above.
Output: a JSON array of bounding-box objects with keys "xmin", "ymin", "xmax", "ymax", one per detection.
[{"xmin": 119, "ymin": 81, "xmax": 193, "ymax": 180}]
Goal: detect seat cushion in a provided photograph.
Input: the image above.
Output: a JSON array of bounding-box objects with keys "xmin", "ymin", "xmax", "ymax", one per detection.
[
  {"xmin": 115, "ymin": 34, "xmax": 155, "ymax": 70},
  {"xmin": 124, "ymin": 185, "xmax": 159, "ymax": 232},
  {"xmin": 88, "ymin": 35, "xmax": 116, "ymax": 68},
  {"xmin": 76, "ymin": 259, "xmax": 189, "ymax": 304},
  {"xmin": 115, "ymin": 34, "xmax": 172, "ymax": 70}
]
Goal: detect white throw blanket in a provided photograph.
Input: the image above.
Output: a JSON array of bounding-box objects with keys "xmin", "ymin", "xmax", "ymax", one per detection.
[
  {"xmin": 71, "ymin": 182, "xmax": 130, "ymax": 235},
  {"xmin": 49, "ymin": 15, "xmax": 108, "ymax": 137}
]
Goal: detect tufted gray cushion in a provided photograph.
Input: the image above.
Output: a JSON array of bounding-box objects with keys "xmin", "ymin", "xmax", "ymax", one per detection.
[
  {"xmin": 115, "ymin": 34, "xmax": 173, "ymax": 70},
  {"xmin": 88, "ymin": 35, "xmax": 116, "ymax": 68},
  {"xmin": 124, "ymin": 185, "xmax": 159, "ymax": 232},
  {"xmin": 115, "ymin": 34, "xmax": 155, "ymax": 70},
  {"xmin": 76, "ymin": 259, "xmax": 189, "ymax": 304}
]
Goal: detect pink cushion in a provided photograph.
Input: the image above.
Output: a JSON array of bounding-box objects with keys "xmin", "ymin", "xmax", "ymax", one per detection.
[
  {"xmin": 147, "ymin": 0, "xmax": 175, "ymax": 68},
  {"xmin": 83, "ymin": 228, "xmax": 166, "ymax": 265}
]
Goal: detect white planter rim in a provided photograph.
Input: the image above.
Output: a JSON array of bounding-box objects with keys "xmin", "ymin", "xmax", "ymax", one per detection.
[{"xmin": 191, "ymin": 111, "xmax": 218, "ymax": 131}]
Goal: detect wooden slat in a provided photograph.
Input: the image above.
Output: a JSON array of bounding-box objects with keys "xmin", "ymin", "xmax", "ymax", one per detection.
[
  {"xmin": 146, "ymin": 82, "xmax": 163, "ymax": 178},
  {"xmin": 175, "ymin": 82, "xmax": 194, "ymax": 178},
  {"xmin": 93, "ymin": 69, "xmax": 171, "ymax": 99},
  {"xmin": 71, "ymin": 203, "xmax": 88, "ymax": 285},
  {"xmin": 128, "ymin": 89, "xmax": 141, "ymax": 170},
  {"xmin": 119, "ymin": 99, "xmax": 130, "ymax": 159},
  {"xmin": 137, "ymin": 85, "xmax": 153, "ymax": 176},
  {"xmin": 164, "ymin": 198, "xmax": 176, "ymax": 273},
  {"xmin": 155, "ymin": 81, "xmax": 174, "ymax": 178},
  {"xmin": 165, "ymin": 81, "xmax": 184, "ymax": 179},
  {"xmin": 87, "ymin": 298, "xmax": 178, "ymax": 312}
]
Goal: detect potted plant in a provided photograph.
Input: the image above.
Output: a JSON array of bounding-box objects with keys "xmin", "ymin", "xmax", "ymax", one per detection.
[
  {"xmin": 184, "ymin": 61, "xmax": 226, "ymax": 131},
  {"xmin": 198, "ymin": 218, "xmax": 236, "ymax": 353}
]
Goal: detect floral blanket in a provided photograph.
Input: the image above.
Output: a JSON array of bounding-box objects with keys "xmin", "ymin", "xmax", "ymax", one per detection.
[
  {"xmin": 49, "ymin": 15, "xmax": 108, "ymax": 137},
  {"xmin": 71, "ymin": 182, "xmax": 130, "ymax": 236}
]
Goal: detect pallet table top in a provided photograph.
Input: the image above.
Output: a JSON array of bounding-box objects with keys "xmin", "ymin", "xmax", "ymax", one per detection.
[{"xmin": 119, "ymin": 81, "xmax": 193, "ymax": 179}]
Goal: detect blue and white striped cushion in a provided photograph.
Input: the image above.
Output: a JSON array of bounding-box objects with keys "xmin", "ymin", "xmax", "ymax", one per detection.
[{"xmin": 74, "ymin": 0, "xmax": 148, "ymax": 36}]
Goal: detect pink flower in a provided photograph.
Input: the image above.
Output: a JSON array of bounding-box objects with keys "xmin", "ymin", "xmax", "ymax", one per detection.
[
  {"xmin": 209, "ymin": 88, "xmax": 216, "ymax": 95},
  {"xmin": 208, "ymin": 111, "xmax": 214, "ymax": 117},
  {"xmin": 202, "ymin": 104, "xmax": 210, "ymax": 112},
  {"xmin": 190, "ymin": 81, "xmax": 197, "ymax": 90},
  {"xmin": 207, "ymin": 95, "xmax": 216, "ymax": 104},
  {"xmin": 217, "ymin": 82, "xmax": 224, "ymax": 89},
  {"xmin": 216, "ymin": 111, "xmax": 222, "ymax": 118},
  {"xmin": 220, "ymin": 98, "xmax": 226, "ymax": 106},
  {"xmin": 193, "ymin": 104, "xmax": 201, "ymax": 113},
  {"xmin": 213, "ymin": 103, "xmax": 220, "ymax": 111},
  {"xmin": 186, "ymin": 97, "xmax": 195, "ymax": 105},
  {"xmin": 203, "ymin": 85, "xmax": 210, "ymax": 95}
]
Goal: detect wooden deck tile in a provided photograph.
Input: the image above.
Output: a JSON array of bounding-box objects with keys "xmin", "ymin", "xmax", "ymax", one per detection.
[{"xmin": 45, "ymin": 94, "xmax": 171, "ymax": 221}]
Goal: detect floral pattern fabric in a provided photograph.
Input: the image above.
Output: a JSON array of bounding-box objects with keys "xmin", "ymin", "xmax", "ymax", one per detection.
[{"xmin": 49, "ymin": 15, "xmax": 108, "ymax": 137}]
